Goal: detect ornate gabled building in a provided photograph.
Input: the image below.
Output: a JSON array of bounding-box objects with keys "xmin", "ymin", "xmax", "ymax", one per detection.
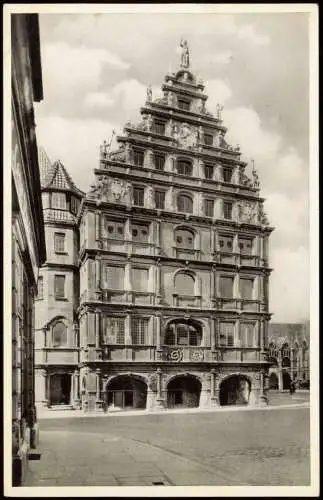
[
  {"xmin": 267, "ymin": 322, "xmax": 310, "ymax": 390},
  {"xmin": 76, "ymin": 41, "xmax": 274, "ymax": 413},
  {"xmin": 34, "ymin": 153, "xmax": 84, "ymax": 410}
]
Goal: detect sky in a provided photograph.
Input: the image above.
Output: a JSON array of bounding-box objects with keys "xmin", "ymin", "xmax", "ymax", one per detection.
[{"xmin": 34, "ymin": 9, "xmax": 311, "ymax": 324}]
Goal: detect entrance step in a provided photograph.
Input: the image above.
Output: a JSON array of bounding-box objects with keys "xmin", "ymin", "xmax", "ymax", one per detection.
[{"xmin": 47, "ymin": 405, "xmax": 74, "ymax": 411}]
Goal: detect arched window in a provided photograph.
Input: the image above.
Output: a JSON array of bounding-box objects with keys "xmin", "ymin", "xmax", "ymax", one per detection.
[
  {"xmin": 52, "ymin": 321, "xmax": 67, "ymax": 347},
  {"xmin": 176, "ymin": 160, "xmax": 192, "ymax": 176},
  {"xmin": 282, "ymin": 343, "xmax": 290, "ymax": 359},
  {"xmin": 164, "ymin": 320, "xmax": 202, "ymax": 346},
  {"xmin": 175, "ymin": 228, "xmax": 194, "ymax": 249},
  {"xmin": 177, "ymin": 194, "xmax": 193, "ymax": 213},
  {"xmin": 269, "ymin": 342, "xmax": 278, "ymax": 358},
  {"xmin": 175, "ymin": 272, "xmax": 195, "ymax": 296}
]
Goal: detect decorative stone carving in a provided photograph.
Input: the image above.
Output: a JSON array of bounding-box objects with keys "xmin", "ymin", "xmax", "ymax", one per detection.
[
  {"xmin": 168, "ymin": 348, "xmax": 183, "ymax": 362},
  {"xmin": 218, "ymin": 130, "xmax": 228, "ymax": 149},
  {"xmin": 259, "ymin": 205, "xmax": 270, "ymax": 226},
  {"xmin": 145, "ymin": 186, "xmax": 154, "ymax": 208},
  {"xmin": 88, "ymin": 176, "xmax": 131, "ymax": 204},
  {"xmin": 146, "ymin": 114, "xmax": 153, "ymax": 132},
  {"xmin": 174, "ymin": 123, "xmax": 198, "ymax": 149},
  {"xmin": 111, "ymin": 179, "xmax": 131, "ymax": 202},
  {"xmin": 238, "ymin": 201, "xmax": 258, "ymax": 224},
  {"xmin": 146, "ymin": 84, "xmax": 152, "ymax": 102},
  {"xmin": 240, "ymin": 171, "xmax": 253, "ymax": 188},
  {"xmin": 191, "ymin": 349, "xmax": 204, "ymax": 362},
  {"xmin": 108, "ymin": 144, "xmax": 126, "ymax": 162},
  {"xmin": 252, "ymin": 164, "xmax": 260, "ymax": 189}
]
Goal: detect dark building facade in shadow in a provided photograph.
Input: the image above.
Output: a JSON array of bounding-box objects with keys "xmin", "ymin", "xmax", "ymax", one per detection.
[{"xmin": 11, "ymin": 13, "xmax": 46, "ymax": 485}]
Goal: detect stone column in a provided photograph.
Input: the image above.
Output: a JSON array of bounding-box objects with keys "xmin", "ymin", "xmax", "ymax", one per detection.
[
  {"xmin": 124, "ymin": 261, "xmax": 132, "ymax": 302},
  {"xmin": 95, "ymin": 212, "xmax": 101, "ymax": 245},
  {"xmin": 156, "ymin": 368, "xmax": 164, "ymax": 409},
  {"xmin": 155, "ymin": 314, "xmax": 163, "ymax": 360},
  {"xmin": 259, "ymin": 370, "xmax": 268, "ymax": 406},
  {"xmin": 95, "ymin": 311, "xmax": 100, "ymax": 348},
  {"xmin": 210, "ymin": 369, "xmax": 218, "ymax": 407},
  {"xmin": 155, "ymin": 220, "xmax": 161, "ymax": 255},
  {"xmin": 95, "ymin": 257, "xmax": 101, "ymax": 290},
  {"xmin": 70, "ymin": 374, "xmax": 74, "ymax": 405}
]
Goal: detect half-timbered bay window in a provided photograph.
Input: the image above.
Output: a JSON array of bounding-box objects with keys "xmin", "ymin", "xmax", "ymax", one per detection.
[
  {"xmin": 133, "ymin": 149, "xmax": 145, "ymax": 166},
  {"xmin": 223, "ymin": 201, "xmax": 233, "ymax": 220},
  {"xmin": 51, "ymin": 192, "xmax": 66, "ymax": 209},
  {"xmin": 132, "ymin": 223, "xmax": 149, "ymax": 243},
  {"xmin": 239, "ymin": 237, "xmax": 253, "ymax": 255},
  {"xmin": 131, "ymin": 317, "xmax": 149, "ymax": 345},
  {"xmin": 133, "ymin": 186, "xmax": 145, "ymax": 206},
  {"xmin": 219, "ymin": 276, "xmax": 234, "ymax": 298},
  {"xmin": 104, "ymin": 316, "xmax": 125, "ymax": 344},
  {"xmin": 240, "ymin": 323, "xmax": 256, "ymax": 347},
  {"xmin": 164, "ymin": 320, "xmax": 202, "ymax": 346},
  {"xmin": 177, "ymin": 159, "xmax": 193, "ymax": 176},
  {"xmin": 177, "ymin": 194, "xmax": 193, "ymax": 213},
  {"xmin": 219, "ymin": 322, "xmax": 235, "ymax": 347},
  {"xmin": 154, "ymin": 152, "xmax": 166, "ymax": 171},
  {"xmin": 219, "ymin": 234, "xmax": 233, "ymax": 252},
  {"xmin": 132, "ymin": 268, "xmax": 149, "ymax": 292},
  {"xmin": 204, "ymin": 199, "xmax": 214, "ymax": 217},
  {"xmin": 104, "ymin": 265, "xmax": 125, "ymax": 290},
  {"xmin": 240, "ymin": 278, "xmax": 254, "ymax": 300},
  {"xmin": 155, "ymin": 190, "xmax": 165, "ymax": 209},
  {"xmin": 70, "ymin": 196, "xmax": 79, "ymax": 215},
  {"xmin": 105, "ymin": 220, "xmax": 125, "ymax": 239},
  {"xmin": 204, "ymin": 164, "xmax": 214, "ymax": 180}
]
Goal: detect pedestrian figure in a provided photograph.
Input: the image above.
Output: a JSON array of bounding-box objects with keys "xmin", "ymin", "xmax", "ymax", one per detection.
[{"xmin": 289, "ymin": 381, "xmax": 295, "ymax": 395}]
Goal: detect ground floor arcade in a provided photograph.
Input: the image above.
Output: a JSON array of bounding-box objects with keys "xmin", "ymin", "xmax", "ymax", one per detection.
[{"xmin": 35, "ymin": 365, "xmax": 269, "ymax": 412}]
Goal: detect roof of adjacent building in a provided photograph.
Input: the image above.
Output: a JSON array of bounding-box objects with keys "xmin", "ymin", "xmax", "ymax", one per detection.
[
  {"xmin": 268, "ymin": 322, "xmax": 310, "ymax": 347},
  {"xmin": 38, "ymin": 146, "xmax": 84, "ymax": 197}
]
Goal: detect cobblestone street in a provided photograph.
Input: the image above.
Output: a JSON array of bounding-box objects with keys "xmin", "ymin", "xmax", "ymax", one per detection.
[{"xmin": 25, "ymin": 397, "xmax": 310, "ymax": 487}]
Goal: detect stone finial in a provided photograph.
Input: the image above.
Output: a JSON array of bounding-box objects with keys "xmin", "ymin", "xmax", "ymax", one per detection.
[{"xmin": 147, "ymin": 84, "xmax": 152, "ymax": 102}]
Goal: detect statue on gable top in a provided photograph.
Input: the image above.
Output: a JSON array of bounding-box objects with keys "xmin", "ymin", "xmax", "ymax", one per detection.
[
  {"xmin": 180, "ymin": 38, "xmax": 190, "ymax": 69},
  {"xmin": 146, "ymin": 84, "xmax": 153, "ymax": 102}
]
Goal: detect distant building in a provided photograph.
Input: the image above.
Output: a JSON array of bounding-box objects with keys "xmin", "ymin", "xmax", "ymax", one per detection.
[
  {"xmin": 11, "ymin": 14, "xmax": 46, "ymax": 485},
  {"xmin": 34, "ymin": 152, "xmax": 84, "ymax": 410},
  {"xmin": 35, "ymin": 42, "xmax": 276, "ymax": 413},
  {"xmin": 267, "ymin": 322, "xmax": 310, "ymax": 390}
]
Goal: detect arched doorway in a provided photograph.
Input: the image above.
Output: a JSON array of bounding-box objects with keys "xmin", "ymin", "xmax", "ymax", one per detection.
[
  {"xmin": 219, "ymin": 375, "xmax": 251, "ymax": 406},
  {"xmin": 269, "ymin": 372, "xmax": 279, "ymax": 390},
  {"xmin": 106, "ymin": 375, "xmax": 147, "ymax": 410},
  {"xmin": 282, "ymin": 371, "xmax": 291, "ymax": 390},
  {"xmin": 167, "ymin": 375, "xmax": 201, "ymax": 409},
  {"xmin": 49, "ymin": 374, "xmax": 71, "ymax": 406}
]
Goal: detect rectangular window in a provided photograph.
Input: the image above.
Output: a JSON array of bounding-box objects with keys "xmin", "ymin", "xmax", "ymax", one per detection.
[
  {"xmin": 177, "ymin": 160, "xmax": 192, "ymax": 176},
  {"xmin": 240, "ymin": 323, "xmax": 255, "ymax": 348},
  {"xmin": 105, "ymin": 317, "xmax": 125, "ymax": 344},
  {"xmin": 178, "ymin": 99, "xmax": 191, "ymax": 111},
  {"xmin": 54, "ymin": 232, "xmax": 65, "ymax": 253},
  {"xmin": 239, "ymin": 237, "xmax": 253, "ymax": 255},
  {"xmin": 54, "ymin": 275, "xmax": 65, "ymax": 299},
  {"xmin": 104, "ymin": 266, "xmax": 124, "ymax": 290},
  {"xmin": 37, "ymin": 276, "xmax": 43, "ymax": 300},
  {"xmin": 133, "ymin": 187, "xmax": 145, "ymax": 206},
  {"xmin": 204, "ymin": 134, "xmax": 213, "ymax": 146},
  {"xmin": 105, "ymin": 221, "xmax": 124, "ymax": 239},
  {"xmin": 204, "ymin": 164, "xmax": 214, "ymax": 180},
  {"xmin": 153, "ymin": 120, "xmax": 166, "ymax": 135},
  {"xmin": 223, "ymin": 201, "xmax": 233, "ymax": 220},
  {"xmin": 133, "ymin": 149, "xmax": 145, "ymax": 166},
  {"xmin": 132, "ymin": 224, "xmax": 149, "ymax": 243},
  {"xmin": 154, "ymin": 153, "xmax": 166, "ymax": 171},
  {"xmin": 155, "ymin": 190, "xmax": 165, "ymax": 209},
  {"xmin": 219, "ymin": 235, "xmax": 233, "ymax": 252},
  {"xmin": 220, "ymin": 276, "xmax": 234, "ymax": 298},
  {"xmin": 51, "ymin": 193, "xmax": 66, "ymax": 209},
  {"xmin": 70, "ymin": 196, "xmax": 79, "ymax": 215},
  {"xmin": 223, "ymin": 168, "xmax": 232, "ymax": 183},
  {"xmin": 204, "ymin": 199, "xmax": 214, "ymax": 217},
  {"xmin": 240, "ymin": 278, "xmax": 254, "ymax": 300},
  {"xmin": 219, "ymin": 322, "xmax": 235, "ymax": 347},
  {"xmin": 131, "ymin": 317, "xmax": 149, "ymax": 345},
  {"xmin": 132, "ymin": 268, "xmax": 149, "ymax": 292}
]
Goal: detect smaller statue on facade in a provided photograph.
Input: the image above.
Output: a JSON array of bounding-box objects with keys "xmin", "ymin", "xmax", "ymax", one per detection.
[
  {"xmin": 218, "ymin": 130, "xmax": 228, "ymax": 149},
  {"xmin": 216, "ymin": 104, "xmax": 224, "ymax": 120},
  {"xmin": 180, "ymin": 38, "xmax": 190, "ymax": 68},
  {"xmin": 171, "ymin": 122, "xmax": 179, "ymax": 138},
  {"xmin": 235, "ymin": 144, "xmax": 241, "ymax": 152},
  {"xmin": 198, "ymin": 100, "xmax": 206, "ymax": 114},
  {"xmin": 125, "ymin": 143, "xmax": 133, "ymax": 163},
  {"xmin": 259, "ymin": 205, "xmax": 269, "ymax": 225},
  {"xmin": 146, "ymin": 114, "xmax": 153, "ymax": 132},
  {"xmin": 251, "ymin": 161, "xmax": 260, "ymax": 189},
  {"xmin": 146, "ymin": 84, "xmax": 153, "ymax": 102},
  {"xmin": 197, "ymin": 126, "xmax": 204, "ymax": 144},
  {"xmin": 100, "ymin": 140, "xmax": 108, "ymax": 157},
  {"xmin": 146, "ymin": 185, "xmax": 154, "ymax": 208}
]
